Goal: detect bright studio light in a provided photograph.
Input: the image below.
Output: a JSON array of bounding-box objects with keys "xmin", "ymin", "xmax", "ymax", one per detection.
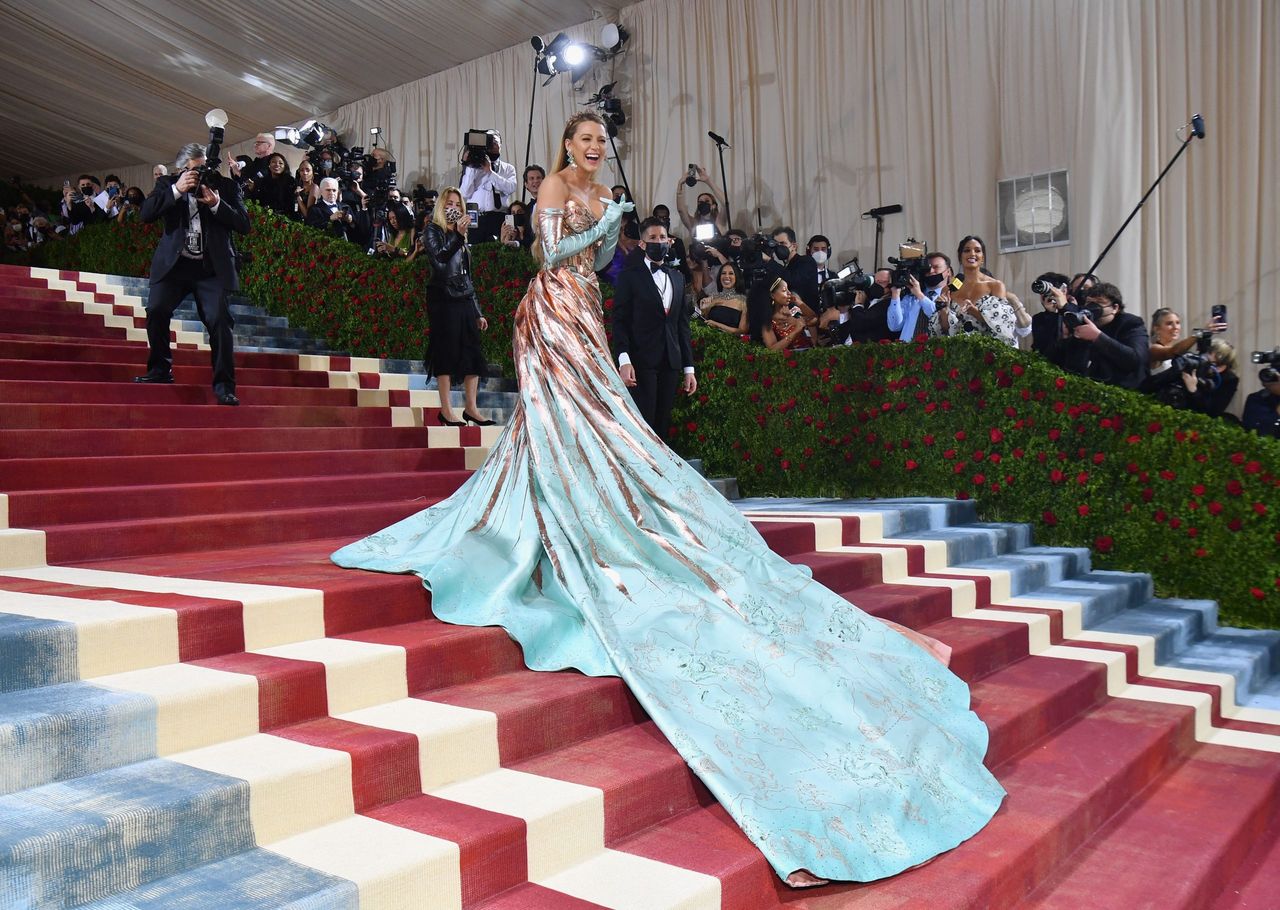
[{"xmin": 561, "ymin": 44, "xmax": 586, "ymax": 67}]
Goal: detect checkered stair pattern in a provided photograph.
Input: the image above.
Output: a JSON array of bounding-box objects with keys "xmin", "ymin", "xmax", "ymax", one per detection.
[{"xmin": 2, "ymin": 264, "xmax": 1280, "ymax": 909}]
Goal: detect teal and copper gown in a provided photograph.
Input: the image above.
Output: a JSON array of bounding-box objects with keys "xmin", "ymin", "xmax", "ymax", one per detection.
[{"xmin": 332, "ymin": 197, "xmax": 1005, "ymax": 883}]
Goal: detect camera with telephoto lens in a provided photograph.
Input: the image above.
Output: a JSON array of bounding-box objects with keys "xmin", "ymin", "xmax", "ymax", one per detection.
[
  {"xmin": 887, "ymin": 239, "xmax": 944, "ymax": 290},
  {"xmin": 463, "ymin": 130, "xmax": 493, "ymax": 168},
  {"xmin": 820, "ymin": 264, "xmax": 875, "ymax": 310},
  {"xmin": 1031, "ymin": 277, "xmax": 1066, "ymax": 297},
  {"xmin": 1252, "ymin": 349, "xmax": 1280, "ymax": 366}
]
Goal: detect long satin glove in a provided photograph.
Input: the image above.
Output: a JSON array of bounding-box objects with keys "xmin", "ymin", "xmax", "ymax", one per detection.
[
  {"xmin": 537, "ymin": 198, "xmax": 634, "ymax": 268},
  {"xmin": 592, "ymin": 197, "xmax": 633, "ymax": 271}
]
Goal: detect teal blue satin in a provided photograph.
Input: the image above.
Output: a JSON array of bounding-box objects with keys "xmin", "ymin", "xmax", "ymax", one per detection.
[{"xmin": 333, "ymin": 199, "xmax": 1004, "ymax": 882}]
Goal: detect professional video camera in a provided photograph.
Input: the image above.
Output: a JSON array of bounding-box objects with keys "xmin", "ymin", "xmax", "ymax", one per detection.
[
  {"xmin": 1145, "ymin": 329, "xmax": 1218, "ymax": 406},
  {"xmin": 736, "ymin": 232, "xmax": 785, "ymax": 288},
  {"xmin": 887, "ymin": 239, "xmax": 941, "ymax": 290},
  {"xmin": 819, "ymin": 261, "xmax": 876, "ymax": 310},
  {"xmin": 463, "ymin": 129, "xmax": 494, "ymax": 168}
]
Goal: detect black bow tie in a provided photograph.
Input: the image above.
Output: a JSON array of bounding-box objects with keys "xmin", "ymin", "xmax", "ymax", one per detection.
[{"xmin": 650, "ymin": 262, "xmax": 664, "ymax": 273}]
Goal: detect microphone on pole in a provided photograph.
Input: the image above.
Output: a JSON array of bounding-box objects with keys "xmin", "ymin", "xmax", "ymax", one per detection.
[
  {"xmin": 1190, "ymin": 113, "xmax": 1205, "ymax": 139},
  {"xmin": 862, "ymin": 203, "xmax": 903, "ymax": 218},
  {"xmin": 708, "ymin": 131, "xmax": 731, "ymax": 149}
]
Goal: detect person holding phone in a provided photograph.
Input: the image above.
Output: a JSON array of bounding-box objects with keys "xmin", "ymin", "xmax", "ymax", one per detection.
[
  {"xmin": 500, "ymin": 200, "xmax": 533, "ymax": 250},
  {"xmin": 1148, "ymin": 306, "xmax": 1229, "ymax": 374},
  {"xmin": 422, "ymin": 186, "xmax": 490, "ymax": 426}
]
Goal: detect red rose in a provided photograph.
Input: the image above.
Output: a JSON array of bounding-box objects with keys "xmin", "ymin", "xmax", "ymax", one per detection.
[
  {"xmin": 1054, "ymin": 377, "xmax": 1066, "ymax": 390},
  {"xmin": 1251, "ymin": 588, "xmax": 1266, "ymax": 600},
  {"xmin": 1207, "ymin": 501, "xmax": 1223, "ymax": 515},
  {"xmin": 1092, "ymin": 453, "xmax": 1105, "ymax": 464},
  {"xmin": 1043, "ymin": 510, "xmax": 1058, "ymax": 526},
  {"xmin": 1050, "ymin": 469, "xmax": 1065, "ymax": 484},
  {"xmin": 972, "ymin": 473, "xmax": 986, "ymax": 486},
  {"xmin": 1226, "ymin": 480, "xmax": 1244, "ymax": 496},
  {"xmin": 1228, "ymin": 518, "xmax": 1243, "ymax": 532},
  {"xmin": 1078, "ymin": 504, "xmax": 1090, "ymax": 516},
  {"xmin": 990, "ymin": 428, "xmax": 1004, "ymax": 443},
  {"xmin": 1147, "ymin": 422, "xmax": 1162, "ymax": 434},
  {"xmin": 1195, "ymin": 548, "xmax": 1207, "ymax": 557},
  {"xmin": 1170, "ymin": 518, "xmax": 1183, "ymax": 529},
  {"xmin": 923, "ymin": 434, "xmax": 935, "ymax": 446},
  {"xmin": 1094, "ymin": 536, "xmax": 1114, "ymax": 553},
  {"xmin": 1076, "ymin": 472, "xmax": 1089, "ymax": 485},
  {"xmin": 1230, "ymin": 452, "xmax": 1245, "ymax": 465},
  {"xmin": 906, "ymin": 459, "xmax": 919, "ymax": 471},
  {"xmin": 1254, "ymin": 502, "xmax": 1268, "ymax": 515},
  {"xmin": 1245, "ymin": 461, "xmax": 1262, "ymax": 474},
  {"xmin": 1126, "ymin": 435, "xmax": 1142, "ymax": 444},
  {"xmin": 1160, "ymin": 470, "xmax": 1177, "ymax": 481},
  {"xmin": 1192, "ymin": 484, "xmax": 1206, "ymax": 496}
]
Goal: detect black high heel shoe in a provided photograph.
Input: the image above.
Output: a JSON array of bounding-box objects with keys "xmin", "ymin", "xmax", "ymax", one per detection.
[
  {"xmin": 462, "ymin": 411, "xmax": 496, "ymax": 427},
  {"xmin": 436, "ymin": 411, "xmax": 466, "ymax": 427}
]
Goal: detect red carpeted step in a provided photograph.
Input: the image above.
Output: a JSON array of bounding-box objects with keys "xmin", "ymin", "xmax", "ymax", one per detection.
[
  {"xmin": 0, "ymin": 338, "xmax": 307, "ymax": 371},
  {"xmin": 10, "ymin": 470, "xmax": 471, "ymax": 526},
  {"xmin": 429, "ymin": 671, "xmax": 644, "ymax": 765},
  {"xmin": 1211, "ymin": 800, "xmax": 1280, "ymax": 909},
  {"xmin": 3, "ymin": 402, "xmax": 394, "ymax": 430},
  {"xmin": 473, "ymin": 882, "xmax": 610, "ymax": 910},
  {"xmin": 337, "ymin": 621, "xmax": 526, "ymax": 690},
  {"xmin": 2, "ymin": 425, "xmax": 436, "ymax": 459},
  {"xmin": 1, "ymin": 447, "xmax": 465, "ymax": 491},
  {"xmin": 0, "ymin": 316, "xmax": 128, "ymax": 340},
  {"xmin": 369, "ymin": 795, "xmax": 530, "ymax": 907},
  {"xmin": 193, "ymin": 652, "xmax": 330, "ymax": 728},
  {"xmin": 835, "ymin": 581, "xmax": 958, "ymax": 628},
  {"xmin": 0, "ymin": 358, "xmax": 333, "ymax": 387},
  {"xmin": 277, "ymin": 716, "xmax": 424, "ymax": 811},
  {"xmin": 44, "ymin": 499, "xmax": 439, "ymax": 563},
  {"xmin": 1026, "ymin": 744, "xmax": 1280, "ymax": 909},
  {"xmin": 749, "ymin": 520, "xmax": 828, "ymax": 558},
  {"xmin": 514, "ymin": 722, "xmax": 706, "ymax": 844},
  {"xmin": 915, "ymin": 615, "xmax": 1031, "ymax": 683},
  {"xmin": 791, "ymin": 549, "xmax": 883, "ymax": 592},
  {"xmin": 0, "ymin": 378, "xmax": 358, "ymax": 407}
]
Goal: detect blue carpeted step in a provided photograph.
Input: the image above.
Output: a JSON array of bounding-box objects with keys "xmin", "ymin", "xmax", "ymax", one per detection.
[
  {"xmin": 1021, "ymin": 570, "xmax": 1153, "ymax": 626},
  {"xmin": 1094, "ymin": 599, "xmax": 1220, "ymax": 664},
  {"xmin": 1166, "ymin": 628, "xmax": 1280, "ymax": 699},
  {"xmin": 0, "ymin": 682, "xmax": 155, "ymax": 795},
  {"xmin": 1242, "ymin": 674, "xmax": 1280, "ymax": 711},
  {"xmin": 0, "ymin": 613, "xmax": 79, "ymax": 694},
  {"xmin": 0, "ymin": 759, "xmax": 252, "ymax": 909},
  {"xmin": 75, "ymin": 848, "xmax": 358, "ymax": 910}
]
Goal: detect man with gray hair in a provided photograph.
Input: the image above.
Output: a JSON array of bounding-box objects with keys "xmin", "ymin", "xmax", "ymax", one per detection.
[
  {"xmin": 230, "ymin": 131, "xmax": 276, "ymax": 193},
  {"xmin": 305, "ymin": 176, "xmax": 355, "ymax": 242},
  {"xmin": 134, "ymin": 142, "xmax": 250, "ymax": 405}
]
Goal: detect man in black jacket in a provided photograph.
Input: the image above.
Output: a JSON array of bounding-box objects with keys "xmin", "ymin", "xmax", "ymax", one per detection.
[
  {"xmin": 612, "ymin": 217, "xmax": 697, "ymax": 440},
  {"xmin": 1058, "ymin": 282, "xmax": 1149, "ymax": 389},
  {"xmin": 306, "ymin": 178, "xmax": 356, "ymax": 242},
  {"xmin": 134, "ymin": 143, "xmax": 251, "ymax": 405},
  {"xmin": 773, "ymin": 226, "xmax": 820, "ymax": 314}
]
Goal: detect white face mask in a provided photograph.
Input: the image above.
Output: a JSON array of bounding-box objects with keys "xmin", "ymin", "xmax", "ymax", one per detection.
[{"xmin": 812, "ymin": 250, "xmax": 829, "ymax": 266}]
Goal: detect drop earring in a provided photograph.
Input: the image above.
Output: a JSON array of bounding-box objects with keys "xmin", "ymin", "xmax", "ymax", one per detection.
[{"xmin": 567, "ymin": 150, "xmax": 577, "ymax": 169}]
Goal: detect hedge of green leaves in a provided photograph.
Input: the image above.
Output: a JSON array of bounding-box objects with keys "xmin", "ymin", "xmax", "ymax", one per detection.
[
  {"xmin": 669, "ymin": 329, "xmax": 1280, "ymax": 627},
  {"xmin": 8, "ymin": 213, "xmax": 1278, "ymax": 626}
]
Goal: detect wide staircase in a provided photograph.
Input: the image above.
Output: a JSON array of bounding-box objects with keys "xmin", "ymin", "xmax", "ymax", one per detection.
[{"xmin": 2, "ymin": 263, "xmax": 1280, "ymax": 909}]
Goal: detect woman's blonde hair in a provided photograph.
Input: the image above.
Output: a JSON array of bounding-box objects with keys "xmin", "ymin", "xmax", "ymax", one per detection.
[
  {"xmin": 1209, "ymin": 338, "xmax": 1238, "ymax": 373},
  {"xmin": 431, "ymin": 186, "xmax": 464, "ymax": 233},
  {"xmin": 548, "ymin": 111, "xmax": 610, "ymax": 176}
]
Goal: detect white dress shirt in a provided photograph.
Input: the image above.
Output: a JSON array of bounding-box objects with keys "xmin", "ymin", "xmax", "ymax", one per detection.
[{"xmin": 460, "ymin": 158, "xmax": 518, "ymax": 212}]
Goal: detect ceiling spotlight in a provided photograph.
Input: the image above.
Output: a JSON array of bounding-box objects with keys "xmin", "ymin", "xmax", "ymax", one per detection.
[
  {"xmin": 204, "ymin": 108, "xmax": 229, "ymax": 130},
  {"xmin": 562, "ymin": 43, "xmax": 586, "ymax": 67},
  {"xmin": 600, "ymin": 23, "xmax": 630, "ymax": 53},
  {"xmin": 297, "ymin": 119, "xmax": 332, "ymax": 148}
]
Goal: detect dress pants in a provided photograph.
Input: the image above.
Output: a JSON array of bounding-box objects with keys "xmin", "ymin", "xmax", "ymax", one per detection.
[
  {"xmin": 146, "ymin": 257, "xmax": 236, "ymax": 394},
  {"xmin": 629, "ymin": 366, "xmax": 680, "ymax": 441}
]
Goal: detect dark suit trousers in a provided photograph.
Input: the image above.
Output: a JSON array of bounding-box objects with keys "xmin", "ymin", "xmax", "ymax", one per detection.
[
  {"xmin": 146, "ymin": 257, "xmax": 236, "ymax": 394},
  {"xmin": 629, "ymin": 367, "xmax": 680, "ymax": 441}
]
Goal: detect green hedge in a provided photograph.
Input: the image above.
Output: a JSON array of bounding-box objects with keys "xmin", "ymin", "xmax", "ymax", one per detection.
[
  {"xmin": 4, "ymin": 206, "xmax": 546, "ymax": 376},
  {"xmin": 9, "ymin": 214, "xmax": 1279, "ymax": 626},
  {"xmin": 669, "ymin": 329, "xmax": 1280, "ymax": 628}
]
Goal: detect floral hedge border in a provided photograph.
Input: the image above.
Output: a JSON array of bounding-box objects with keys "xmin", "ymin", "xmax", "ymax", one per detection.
[{"xmin": 670, "ymin": 329, "xmax": 1280, "ymax": 628}]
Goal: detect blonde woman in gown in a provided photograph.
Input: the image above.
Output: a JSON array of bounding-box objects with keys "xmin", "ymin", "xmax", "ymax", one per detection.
[{"xmin": 333, "ymin": 113, "xmax": 1004, "ymax": 886}]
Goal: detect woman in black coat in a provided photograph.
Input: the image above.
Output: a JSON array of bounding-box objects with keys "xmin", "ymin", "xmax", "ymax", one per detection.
[
  {"xmin": 423, "ymin": 186, "xmax": 491, "ymax": 426},
  {"xmin": 253, "ymin": 153, "xmax": 298, "ymax": 218}
]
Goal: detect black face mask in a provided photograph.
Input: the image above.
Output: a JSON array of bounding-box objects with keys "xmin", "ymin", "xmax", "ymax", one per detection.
[
  {"xmin": 644, "ymin": 241, "xmax": 669, "ymax": 263},
  {"xmin": 488, "ymin": 150, "xmax": 501, "ymax": 162}
]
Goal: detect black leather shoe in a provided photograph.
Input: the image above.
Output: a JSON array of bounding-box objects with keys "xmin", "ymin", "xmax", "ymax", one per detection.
[
  {"xmin": 216, "ymin": 392, "xmax": 240, "ymax": 406},
  {"xmin": 133, "ymin": 373, "xmax": 174, "ymax": 384}
]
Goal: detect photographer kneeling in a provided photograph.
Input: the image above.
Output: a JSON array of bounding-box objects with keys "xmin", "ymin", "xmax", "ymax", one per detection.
[{"xmin": 1055, "ymin": 282, "xmax": 1149, "ymax": 389}]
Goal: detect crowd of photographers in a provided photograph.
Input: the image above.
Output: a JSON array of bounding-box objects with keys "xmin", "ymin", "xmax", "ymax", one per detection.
[{"xmin": 7, "ymin": 133, "xmax": 1276, "ymax": 439}]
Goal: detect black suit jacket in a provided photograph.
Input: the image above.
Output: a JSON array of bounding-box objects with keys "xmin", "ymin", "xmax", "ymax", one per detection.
[
  {"xmin": 305, "ymin": 199, "xmax": 355, "ymax": 241},
  {"xmin": 784, "ymin": 253, "xmax": 821, "ymax": 312},
  {"xmin": 141, "ymin": 173, "xmax": 250, "ymax": 291},
  {"xmin": 611, "ymin": 263, "xmax": 693, "ymax": 372}
]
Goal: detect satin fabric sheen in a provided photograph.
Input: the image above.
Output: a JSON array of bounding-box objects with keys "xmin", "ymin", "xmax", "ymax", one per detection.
[{"xmin": 332, "ymin": 199, "xmax": 1005, "ymax": 882}]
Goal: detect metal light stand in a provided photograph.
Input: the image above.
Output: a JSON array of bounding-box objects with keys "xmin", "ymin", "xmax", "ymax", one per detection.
[{"xmin": 710, "ymin": 134, "xmax": 731, "ymax": 228}]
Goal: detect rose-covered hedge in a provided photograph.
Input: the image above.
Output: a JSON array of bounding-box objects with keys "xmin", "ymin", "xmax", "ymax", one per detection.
[
  {"xmin": 4, "ymin": 205, "xmax": 548, "ymax": 376},
  {"xmin": 670, "ymin": 328, "xmax": 1280, "ymax": 628}
]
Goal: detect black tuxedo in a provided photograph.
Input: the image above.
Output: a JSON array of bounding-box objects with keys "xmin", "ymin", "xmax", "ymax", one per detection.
[
  {"xmin": 305, "ymin": 199, "xmax": 355, "ymax": 242},
  {"xmin": 611, "ymin": 261, "xmax": 693, "ymax": 440},
  {"xmin": 140, "ymin": 172, "xmax": 250, "ymax": 395},
  {"xmin": 783, "ymin": 253, "xmax": 820, "ymax": 312}
]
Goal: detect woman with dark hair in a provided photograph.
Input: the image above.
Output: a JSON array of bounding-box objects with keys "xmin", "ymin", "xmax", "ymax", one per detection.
[
  {"xmin": 115, "ymin": 186, "xmax": 146, "ymax": 223},
  {"xmin": 374, "ymin": 203, "xmax": 417, "ymax": 259},
  {"xmin": 931, "ymin": 236, "xmax": 1017, "ymax": 345},
  {"xmin": 253, "ymin": 152, "xmax": 297, "ymax": 218},
  {"xmin": 334, "ymin": 113, "xmax": 1003, "ymax": 888},
  {"xmin": 749, "ymin": 276, "xmax": 815, "ymax": 350},
  {"xmin": 293, "ymin": 159, "xmax": 317, "ymax": 221},
  {"xmin": 421, "ymin": 186, "xmax": 489, "ymax": 426},
  {"xmin": 500, "ymin": 199, "xmax": 534, "ymax": 250},
  {"xmin": 697, "ymin": 260, "xmax": 748, "ymax": 334}
]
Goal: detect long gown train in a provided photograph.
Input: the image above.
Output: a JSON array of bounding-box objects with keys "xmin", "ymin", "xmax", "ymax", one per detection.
[{"xmin": 333, "ymin": 199, "xmax": 1005, "ymax": 882}]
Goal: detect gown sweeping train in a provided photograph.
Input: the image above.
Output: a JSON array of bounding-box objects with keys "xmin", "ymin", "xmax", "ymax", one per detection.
[{"xmin": 332, "ymin": 198, "xmax": 1005, "ymax": 883}]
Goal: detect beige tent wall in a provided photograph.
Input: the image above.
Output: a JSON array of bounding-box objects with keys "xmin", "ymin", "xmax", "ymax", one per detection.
[{"xmin": 53, "ymin": 0, "xmax": 1279, "ymax": 394}]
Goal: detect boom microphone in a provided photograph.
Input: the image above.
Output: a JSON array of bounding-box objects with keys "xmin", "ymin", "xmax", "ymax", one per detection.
[
  {"xmin": 862, "ymin": 204, "xmax": 903, "ymax": 218},
  {"xmin": 1190, "ymin": 113, "xmax": 1206, "ymax": 139},
  {"xmin": 708, "ymin": 131, "xmax": 731, "ymax": 148}
]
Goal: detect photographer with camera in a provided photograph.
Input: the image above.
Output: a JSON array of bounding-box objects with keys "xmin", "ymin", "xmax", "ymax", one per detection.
[
  {"xmin": 1182, "ymin": 339, "xmax": 1239, "ymax": 417},
  {"xmin": 135, "ymin": 141, "xmax": 250, "ymax": 406},
  {"xmin": 819, "ymin": 281, "xmax": 895, "ymax": 346},
  {"xmin": 306, "ymin": 177, "xmax": 358, "ymax": 242},
  {"xmin": 807, "ymin": 235, "xmax": 835, "ymax": 287},
  {"xmin": 65, "ymin": 174, "xmax": 109, "ymax": 231},
  {"xmin": 459, "ymin": 130, "xmax": 517, "ymax": 242},
  {"xmin": 1056, "ymin": 282, "xmax": 1149, "ymax": 389},
  {"xmin": 675, "ymin": 164, "xmax": 729, "ymax": 236},
  {"xmin": 887, "ymin": 252, "xmax": 951, "ymax": 342},
  {"xmin": 1149, "ymin": 308, "xmax": 1229, "ymax": 375},
  {"xmin": 229, "ymin": 133, "xmax": 276, "ymax": 194},
  {"xmin": 1243, "ymin": 364, "xmax": 1280, "ymax": 437}
]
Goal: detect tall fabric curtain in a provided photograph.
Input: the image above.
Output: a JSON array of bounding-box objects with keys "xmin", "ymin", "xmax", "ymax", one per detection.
[{"xmin": 66, "ymin": 0, "xmax": 1279, "ymax": 392}]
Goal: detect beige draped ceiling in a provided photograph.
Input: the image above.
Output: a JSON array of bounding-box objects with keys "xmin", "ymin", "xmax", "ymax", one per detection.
[{"xmin": 19, "ymin": 0, "xmax": 1280, "ymax": 401}]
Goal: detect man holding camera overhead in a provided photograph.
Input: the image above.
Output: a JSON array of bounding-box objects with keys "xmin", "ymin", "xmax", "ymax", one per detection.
[
  {"xmin": 887, "ymin": 252, "xmax": 952, "ymax": 342},
  {"xmin": 459, "ymin": 130, "xmax": 517, "ymax": 242}
]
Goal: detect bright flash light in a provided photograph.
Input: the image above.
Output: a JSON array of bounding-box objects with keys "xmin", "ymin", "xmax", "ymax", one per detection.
[{"xmin": 562, "ymin": 44, "xmax": 586, "ymax": 66}]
